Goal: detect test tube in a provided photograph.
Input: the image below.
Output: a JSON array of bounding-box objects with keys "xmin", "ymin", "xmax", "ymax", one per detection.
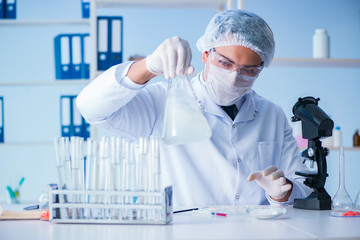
[
  {"xmin": 53, "ymin": 137, "xmax": 69, "ymax": 219},
  {"xmin": 59, "ymin": 137, "xmax": 71, "ymax": 196},
  {"xmin": 97, "ymin": 137, "xmax": 111, "ymax": 219},
  {"xmin": 59, "ymin": 137, "xmax": 72, "ymax": 216},
  {"xmin": 137, "ymin": 137, "xmax": 149, "ymax": 220},
  {"xmin": 70, "ymin": 136, "xmax": 84, "ymax": 219},
  {"xmin": 110, "ymin": 137, "xmax": 122, "ymax": 219},
  {"xmin": 85, "ymin": 138, "xmax": 98, "ymax": 219},
  {"xmin": 122, "ymin": 140, "xmax": 135, "ymax": 220},
  {"xmin": 150, "ymin": 136, "xmax": 162, "ymax": 220}
]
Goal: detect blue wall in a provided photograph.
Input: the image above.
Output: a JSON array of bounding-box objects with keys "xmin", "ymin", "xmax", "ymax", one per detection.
[{"xmin": 0, "ymin": 0, "xmax": 359, "ymax": 203}]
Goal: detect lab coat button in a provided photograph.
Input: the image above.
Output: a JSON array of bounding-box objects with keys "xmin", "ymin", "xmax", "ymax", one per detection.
[
  {"xmin": 232, "ymin": 124, "xmax": 235, "ymax": 128},
  {"xmin": 235, "ymin": 194, "xmax": 240, "ymax": 199},
  {"xmin": 237, "ymin": 158, "xmax": 241, "ymax": 162}
]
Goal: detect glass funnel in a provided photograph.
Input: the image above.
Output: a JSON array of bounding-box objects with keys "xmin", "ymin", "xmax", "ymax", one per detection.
[
  {"xmin": 331, "ymin": 147, "xmax": 353, "ymax": 213},
  {"xmin": 162, "ymin": 75, "xmax": 212, "ymax": 145}
]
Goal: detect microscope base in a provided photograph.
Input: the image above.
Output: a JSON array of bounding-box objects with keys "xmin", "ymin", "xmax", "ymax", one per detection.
[{"xmin": 293, "ymin": 190, "xmax": 331, "ymax": 210}]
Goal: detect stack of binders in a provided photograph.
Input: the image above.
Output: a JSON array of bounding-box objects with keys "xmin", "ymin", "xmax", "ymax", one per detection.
[
  {"xmin": 0, "ymin": 97, "xmax": 3, "ymax": 143},
  {"xmin": 97, "ymin": 16, "xmax": 123, "ymax": 71},
  {"xmin": 54, "ymin": 34, "xmax": 90, "ymax": 80},
  {"xmin": 60, "ymin": 95, "xmax": 90, "ymax": 140},
  {"xmin": 0, "ymin": 0, "xmax": 16, "ymax": 19}
]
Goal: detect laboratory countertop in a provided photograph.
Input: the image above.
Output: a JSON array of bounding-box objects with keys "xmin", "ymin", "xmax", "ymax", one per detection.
[{"xmin": 1, "ymin": 206, "xmax": 360, "ymax": 240}]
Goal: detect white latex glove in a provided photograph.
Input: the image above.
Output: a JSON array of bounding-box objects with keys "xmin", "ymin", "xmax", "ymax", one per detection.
[
  {"xmin": 146, "ymin": 36, "xmax": 194, "ymax": 80},
  {"xmin": 247, "ymin": 166, "xmax": 293, "ymax": 200}
]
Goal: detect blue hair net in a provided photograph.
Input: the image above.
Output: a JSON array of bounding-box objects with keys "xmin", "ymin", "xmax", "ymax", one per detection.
[{"xmin": 196, "ymin": 9, "xmax": 275, "ymax": 67}]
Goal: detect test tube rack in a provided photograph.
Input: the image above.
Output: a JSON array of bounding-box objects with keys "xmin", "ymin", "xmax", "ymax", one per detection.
[{"xmin": 49, "ymin": 186, "xmax": 173, "ymax": 225}]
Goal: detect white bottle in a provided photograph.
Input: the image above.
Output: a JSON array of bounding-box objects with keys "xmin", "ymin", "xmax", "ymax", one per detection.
[
  {"xmin": 333, "ymin": 126, "xmax": 342, "ymax": 148},
  {"xmin": 313, "ymin": 29, "xmax": 329, "ymax": 58}
]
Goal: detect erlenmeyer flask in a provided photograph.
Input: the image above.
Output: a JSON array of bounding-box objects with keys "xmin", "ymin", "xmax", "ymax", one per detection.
[
  {"xmin": 162, "ymin": 75, "xmax": 212, "ymax": 145},
  {"xmin": 331, "ymin": 147, "xmax": 353, "ymax": 214},
  {"xmin": 355, "ymin": 192, "xmax": 360, "ymax": 210}
]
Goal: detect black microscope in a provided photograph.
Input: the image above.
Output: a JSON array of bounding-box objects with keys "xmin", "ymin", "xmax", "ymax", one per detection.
[{"xmin": 291, "ymin": 97, "xmax": 334, "ymax": 210}]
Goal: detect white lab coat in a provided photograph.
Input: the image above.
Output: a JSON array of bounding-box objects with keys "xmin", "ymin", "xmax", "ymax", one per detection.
[{"xmin": 77, "ymin": 62, "xmax": 312, "ymax": 207}]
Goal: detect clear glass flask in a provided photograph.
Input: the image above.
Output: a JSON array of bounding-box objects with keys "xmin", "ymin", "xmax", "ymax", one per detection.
[
  {"xmin": 331, "ymin": 147, "xmax": 353, "ymax": 214},
  {"xmin": 162, "ymin": 75, "xmax": 212, "ymax": 145},
  {"xmin": 355, "ymin": 192, "xmax": 360, "ymax": 210}
]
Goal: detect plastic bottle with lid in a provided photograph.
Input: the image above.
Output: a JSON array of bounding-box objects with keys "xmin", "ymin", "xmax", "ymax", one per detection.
[
  {"xmin": 353, "ymin": 129, "xmax": 360, "ymax": 147},
  {"xmin": 333, "ymin": 126, "xmax": 342, "ymax": 148},
  {"xmin": 313, "ymin": 29, "xmax": 329, "ymax": 58}
]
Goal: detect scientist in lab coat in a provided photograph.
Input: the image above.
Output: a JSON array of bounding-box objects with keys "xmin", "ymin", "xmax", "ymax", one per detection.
[{"xmin": 77, "ymin": 9, "xmax": 311, "ymax": 207}]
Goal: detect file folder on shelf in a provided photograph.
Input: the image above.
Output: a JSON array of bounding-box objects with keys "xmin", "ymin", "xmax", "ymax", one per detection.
[
  {"xmin": 110, "ymin": 18, "xmax": 123, "ymax": 67},
  {"xmin": 0, "ymin": 97, "xmax": 4, "ymax": 143},
  {"xmin": 55, "ymin": 35, "xmax": 71, "ymax": 79},
  {"xmin": 97, "ymin": 16, "xmax": 123, "ymax": 71},
  {"xmin": 5, "ymin": 0, "xmax": 16, "ymax": 19},
  {"xmin": 81, "ymin": 0, "xmax": 90, "ymax": 19},
  {"xmin": 81, "ymin": 34, "xmax": 90, "ymax": 79},
  {"xmin": 55, "ymin": 34, "xmax": 90, "ymax": 80},
  {"xmin": 0, "ymin": 0, "xmax": 4, "ymax": 19},
  {"xmin": 71, "ymin": 35, "xmax": 82, "ymax": 79},
  {"xmin": 60, "ymin": 95, "xmax": 90, "ymax": 139},
  {"xmin": 97, "ymin": 18, "xmax": 109, "ymax": 71}
]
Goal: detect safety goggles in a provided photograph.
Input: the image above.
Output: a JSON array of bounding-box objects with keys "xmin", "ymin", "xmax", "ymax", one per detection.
[{"xmin": 209, "ymin": 48, "xmax": 264, "ymax": 77}]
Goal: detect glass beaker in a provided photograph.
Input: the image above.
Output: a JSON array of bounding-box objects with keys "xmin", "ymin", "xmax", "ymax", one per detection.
[
  {"xmin": 162, "ymin": 75, "xmax": 212, "ymax": 145},
  {"xmin": 331, "ymin": 147, "xmax": 353, "ymax": 214}
]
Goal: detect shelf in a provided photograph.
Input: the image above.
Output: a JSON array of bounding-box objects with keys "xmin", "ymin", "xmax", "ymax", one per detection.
[
  {"xmin": 93, "ymin": 0, "xmax": 227, "ymax": 9},
  {"xmin": 0, "ymin": 19, "xmax": 90, "ymax": 26},
  {"xmin": 0, "ymin": 80, "xmax": 90, "ymax": 87},
  {"xmin": 299, "ymin": 147, "xmax": 360, "ymax": 151},
  {"xmin": 271, "ymin": 58, "xmax": 360, "ymax": 68},
  {"xmin": 0, "ymin": 141, "xmax": 52, "ymax": 146}
]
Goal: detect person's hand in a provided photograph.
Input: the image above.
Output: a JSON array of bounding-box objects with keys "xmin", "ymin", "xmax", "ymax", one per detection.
[
  {"xmin": 247, "ymin": 166, "xmax": 293, "ymax": 201},
  {"xmin": 146, "ymin": 36, "xmax": 194, "ymax": 80}
]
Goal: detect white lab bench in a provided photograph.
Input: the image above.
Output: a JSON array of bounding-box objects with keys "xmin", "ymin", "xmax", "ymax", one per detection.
[{"xmin": 0, "ymin": 206, "xmax": 359, "ymax": 240}]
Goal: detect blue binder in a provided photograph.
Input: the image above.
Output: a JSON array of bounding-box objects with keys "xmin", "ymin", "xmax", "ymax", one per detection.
[
  {"xmin": 97, "ymin": 16, "xmax": 123, "ymax": 71},
  {"xmin": 60, "ymin": 95, "xmax": 90, "ymax": 139},
  {"xmin": 54, "ymin": 34, "xmax": 71, "ymax": 79},
  {"xmin": 0, "ymin": 97, "xmax": 4, "ymax": 143},
  {"xmin": 70, "ymin": 35, "xmax": 82, "ymax": 79},
  {"xmin": 5, "ymin": 0, "xmax": 15, "ymax": 19},
  {"xmin": 97, "ymin": 17, "xmax": 110, "ymax": 71},
  {"xmin": 81, "ymin": 34, "xmax": 90, "ymax": 79},
  {"xmin": 60, "ymin": 96, "xmax": 71, "ymax": 137},
  {"xmin": 81, "ymin": 0, "xmax": 90, "ymax": 19},
  {"xmin": 109, "ymin": 17, "xmax": 123, "ymax": 66},
  {"xmin": 0, "ymin": 0, "xmax": 4, "ymax": 19}
]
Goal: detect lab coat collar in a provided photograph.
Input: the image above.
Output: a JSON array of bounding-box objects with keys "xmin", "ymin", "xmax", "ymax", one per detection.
[{"xmin": 192, "ymin": 72, "xmax": 258, "ymax": 123}]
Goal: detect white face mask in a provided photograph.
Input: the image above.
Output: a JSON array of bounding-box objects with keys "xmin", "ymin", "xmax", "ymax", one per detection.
[{"xmin": 203, "ymin": 63, "xmax": 257, "ymax": 106}]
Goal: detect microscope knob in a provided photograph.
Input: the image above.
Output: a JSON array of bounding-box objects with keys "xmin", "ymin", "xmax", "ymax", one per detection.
[
  {"xmin": 307, "ymin": 148, "xmax": 314, "ymax": 157},
  {"xmin": 323, "ymin": 147, "xmax": 329, "ymax": 156}
]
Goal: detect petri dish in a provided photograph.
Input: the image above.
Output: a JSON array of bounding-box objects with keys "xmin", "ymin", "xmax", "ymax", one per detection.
[{"xmin": 245, "ymin": 205, "xmax": 287, "ymax": 220}]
